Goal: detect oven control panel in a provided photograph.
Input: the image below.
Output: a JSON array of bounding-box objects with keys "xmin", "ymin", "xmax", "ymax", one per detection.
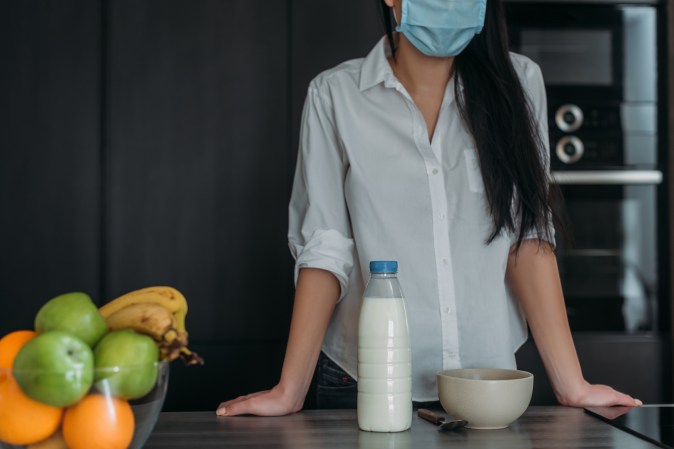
[{"xmin": 549, "ymin": 103, "xmax": 623, "ymax": 169}]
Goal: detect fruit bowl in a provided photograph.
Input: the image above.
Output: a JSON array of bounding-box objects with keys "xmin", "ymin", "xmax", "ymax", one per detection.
[{"xmin": 0, "ymin": 361, "xmax": 169, "ymax": 449}]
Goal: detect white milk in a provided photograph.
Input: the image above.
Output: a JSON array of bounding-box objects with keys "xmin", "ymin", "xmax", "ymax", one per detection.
[{"xmin": 357, "ymin": 296, "xmax": 412, "ymax": 432}]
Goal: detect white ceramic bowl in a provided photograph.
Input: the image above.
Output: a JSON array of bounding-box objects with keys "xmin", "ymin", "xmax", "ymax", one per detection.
[{"xmin": 436, "ymin": 368, "xmax": 533, "ymax": 429}]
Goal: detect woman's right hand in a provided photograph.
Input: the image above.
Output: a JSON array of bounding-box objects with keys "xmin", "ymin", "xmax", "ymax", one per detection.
[
  {"xmin": 216, "ymin": 384, "xmax": 304, "ymax": 417},
  {"xmin": 216, "ymin": 268, "xmax": 340, "ymax": 417}
]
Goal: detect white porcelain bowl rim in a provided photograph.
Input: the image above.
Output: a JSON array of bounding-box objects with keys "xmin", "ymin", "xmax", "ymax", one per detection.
[{"xmin": 437, "ymin": 368, "xmax": 533, "ymax": 383}]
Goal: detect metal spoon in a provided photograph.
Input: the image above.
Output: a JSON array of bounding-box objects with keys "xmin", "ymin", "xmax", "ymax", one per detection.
[{"xmin": 418, "ymin": 408, "xmax": 468, "ymax": 432}]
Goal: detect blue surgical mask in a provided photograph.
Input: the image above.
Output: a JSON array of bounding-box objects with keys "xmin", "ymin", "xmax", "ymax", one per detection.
[{"xmin": 395, "ymin": 0, "xmax": 487, "ymax": 57}]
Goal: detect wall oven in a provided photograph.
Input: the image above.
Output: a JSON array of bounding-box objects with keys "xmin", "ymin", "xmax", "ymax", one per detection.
[{"xmin": 505, "ymin": 1, "xmax": 668, "ymax": 403}]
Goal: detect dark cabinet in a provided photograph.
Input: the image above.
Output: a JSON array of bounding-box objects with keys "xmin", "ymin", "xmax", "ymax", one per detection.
[
  {"xmin": 106, "ymin": 0, "xmax": 293, "ymax": 410},
  {"xmin": 0, "ymin": 0, "xmax": 295, "ymax": 411},
  {"xmin": 0, "ymin": 1, "xmax": 102, "ymax": 330},
  {"xmin": 107, "ymin": 0, "xmax": 291, "ymax": 342}
]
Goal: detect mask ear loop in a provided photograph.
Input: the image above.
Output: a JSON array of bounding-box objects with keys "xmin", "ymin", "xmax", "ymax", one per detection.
[{"xmin": 384, "ymin": 3, "xmax": 399, "ymax": 59}]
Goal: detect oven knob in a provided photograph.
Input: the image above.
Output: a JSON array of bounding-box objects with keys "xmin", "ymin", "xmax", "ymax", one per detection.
[
  {"xmin": 555, "ymin": 136, "xmax": 584, "ymax": 164},
  {"xmin": 555, "ymin": 104, "xmax": 584, "ymax": 132}
]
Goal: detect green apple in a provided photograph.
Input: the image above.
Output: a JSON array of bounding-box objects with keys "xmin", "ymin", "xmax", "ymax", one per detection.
[
  {"xmin": 94, "ymin": 329, "xmax": 159, "ymax": 400},
  {"xmin": 12, "ymin": 331, "xmax": 94, "ymax": 406},
  {"xmin": 35, "ymin": 292, "xmax": 108, "ymax": 347}
]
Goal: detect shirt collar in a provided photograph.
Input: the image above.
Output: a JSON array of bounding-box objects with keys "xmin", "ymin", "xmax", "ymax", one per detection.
[
  {"xmin": 358, "ymin": 36, "xmax": 462, "ymax": 107},
  {"xmin": 359, "ymin": 36, "xmax": 396, "ymax": 92}
]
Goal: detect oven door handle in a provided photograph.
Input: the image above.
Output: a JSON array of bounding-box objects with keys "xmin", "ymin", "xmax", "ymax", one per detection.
[{"xmin": 551, "ymin": 170, "xmax": 663, "ymax": 185}]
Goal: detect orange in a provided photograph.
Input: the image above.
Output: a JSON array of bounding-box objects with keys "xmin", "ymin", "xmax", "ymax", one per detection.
[
  {"xmin": 0, "ymin": 375, "xmax": 63, "ymax": 445},
  {"xmin": 0, "ymin": 330, "xmax": 37, "ymax": 370},
  {"xmin": 63, "ymin": 393, "xmax": 135, "ymax": 449}
]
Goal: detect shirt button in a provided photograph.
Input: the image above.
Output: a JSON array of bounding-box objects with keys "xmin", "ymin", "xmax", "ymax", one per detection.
[
  {"xmin": 442, "ymin": 258, "xmax": 448, "ymax": 265},
  {"xmin": 439, "ymin": 213, "xmax": 446, "ymax": 220},
  {"xmin": 432, "ymin": 168, "xmax": 439, "ymax": 175},
  {"xmin": 444, "ymin": 307, "xmax": 452, "ymax": 314}
]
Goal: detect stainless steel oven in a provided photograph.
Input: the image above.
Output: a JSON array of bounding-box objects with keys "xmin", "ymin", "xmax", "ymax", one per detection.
[
  {"xmin": 507, "ymin": 3, "xmax": 658, "ymax": 171},
  {"xmin": 506, "ymin": 1, "xmax": 668, "ymax": 403}
]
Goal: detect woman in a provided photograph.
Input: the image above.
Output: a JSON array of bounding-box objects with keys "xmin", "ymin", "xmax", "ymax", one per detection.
[{"xmin": 217, "ymin": 0, "xmax": 641, "ymax": 416}]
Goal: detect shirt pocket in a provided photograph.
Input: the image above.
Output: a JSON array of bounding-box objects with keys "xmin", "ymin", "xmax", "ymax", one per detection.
[{"xmin": 463, "ymin": 149, "xmax": 485, "ymax": 194}]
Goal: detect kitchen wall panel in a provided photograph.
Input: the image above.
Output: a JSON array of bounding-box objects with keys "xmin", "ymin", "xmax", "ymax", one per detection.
[
  {"xmin": 107, "ymin": 1, "xmax": 292, "ymax": 410},
  {"xmin": 107, "ymin": 0, "xmax": 292, "ymax": 342},
  {"xmin": 0, "ymin": 1, "xmax": 101, "ymax": 332}
]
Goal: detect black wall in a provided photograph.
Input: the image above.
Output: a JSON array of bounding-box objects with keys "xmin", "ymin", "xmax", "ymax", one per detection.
[
  {"xmin": 0, "ymin": 0, "xmax": 381, "ymax": 411},
  {"xmin": 1, "ymin": 1, "xmax": 102, "ymax": 338}
]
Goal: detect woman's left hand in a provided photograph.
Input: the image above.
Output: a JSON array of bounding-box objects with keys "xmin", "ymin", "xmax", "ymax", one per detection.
[{"xmin": 558, "ymin": 380, "xmax": 642, "ymax": 408}]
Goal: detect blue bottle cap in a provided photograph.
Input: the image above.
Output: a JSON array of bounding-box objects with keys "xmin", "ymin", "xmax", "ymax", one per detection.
[{"xmin": 369, "ymin": 260, "xmax": 398, "ymax": 273}]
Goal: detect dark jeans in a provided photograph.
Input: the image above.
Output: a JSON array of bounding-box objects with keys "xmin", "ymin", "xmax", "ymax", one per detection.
[
  {"xmin": 315, "ymin": 352, "xmax": 357, "ymax": 409},
  {"xmin": 314, "ymin": 353, "xmax": 441, "ymax": 410}
]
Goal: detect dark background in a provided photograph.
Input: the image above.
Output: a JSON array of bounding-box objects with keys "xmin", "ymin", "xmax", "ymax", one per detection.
[
  {"xmin": 0, "ymin": 0, "xmax": 666, "ymax": 411},
  {"xmin": 0, "ymin": 0, "xmax": 384, "ymax": 411}
]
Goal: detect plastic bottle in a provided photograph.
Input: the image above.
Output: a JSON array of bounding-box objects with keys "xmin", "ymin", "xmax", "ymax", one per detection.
[{"xmin": 357, "ymin": 260, "xmax": 412, "ymax": 432}]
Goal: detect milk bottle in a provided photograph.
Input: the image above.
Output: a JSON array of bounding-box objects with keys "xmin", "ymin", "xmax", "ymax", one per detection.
[{"xmin": 357, "ymin": 260, "xmax": 412, "ymax": 432}]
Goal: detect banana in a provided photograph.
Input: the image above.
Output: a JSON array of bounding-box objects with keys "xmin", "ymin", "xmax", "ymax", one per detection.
[
  {"xmin": 105, "ymin": 303, "xmax": 178, "ymax": 341},
  {"xmin": 99, "ymin": 286, "xmax": 187, "ymax": 324},
  {"xmin": 99, "ymin": 286, "xmax": 203, "ymax": 365}
]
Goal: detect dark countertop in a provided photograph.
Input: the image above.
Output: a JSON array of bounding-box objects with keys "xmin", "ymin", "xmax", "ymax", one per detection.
[{"xmin": 143, "ymin": 406, "xmax": 662, "ymax": 448}]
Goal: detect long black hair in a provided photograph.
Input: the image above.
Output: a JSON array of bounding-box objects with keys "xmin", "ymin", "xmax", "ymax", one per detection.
[{"xmin": 379, "ymin": 0, "xmax": 562, "ymax": 250}]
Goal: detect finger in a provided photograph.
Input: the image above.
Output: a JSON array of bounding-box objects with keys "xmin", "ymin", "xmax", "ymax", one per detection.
[
  {"xmin": 221, "ymin": 394, "xmax": 273, "ymax": 416},
  {"xmin": 611, "ymin": 391, "xmax": 642, "ymax": 407},
  {"xmin": 221, "ymin": 397, "xmax": 255, "ymax": 416},
  {"xmin": 216, "ymin": 391, "xmax": 268, "ymax": 415},
  {"xmin": 222, "ymin": 391, "xmax": 267, "ymax": 407},
  {"xmin": 217, "ymin": 392, "xmax": 262, "ymax": 410},
  {"xmin": 593, "ymin": 385, "xmax": 642, "ymax": 408},
  {"xmin": 221, "ymin": 392, "xmax": 297, "ymax": 417}
]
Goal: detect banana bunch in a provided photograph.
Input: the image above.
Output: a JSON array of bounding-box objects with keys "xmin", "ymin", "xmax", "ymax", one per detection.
[{"xmin": 99, "ymin": 286, "xmax": 203, "ymax": 365}]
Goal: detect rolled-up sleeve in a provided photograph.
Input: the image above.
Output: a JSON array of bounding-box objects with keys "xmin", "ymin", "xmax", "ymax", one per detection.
[
  {"xmin": 288, "ymin": 85, "xmax": 354, "ymax": 300},
  {"xmin": 516, "ymin": 58, "xmax": 556, "ymax": 247}
]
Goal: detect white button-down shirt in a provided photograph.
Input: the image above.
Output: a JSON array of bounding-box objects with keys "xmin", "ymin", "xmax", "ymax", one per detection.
[{"xmin": 288, "ymin": 37, "xmax": 554, "ymax": 401}]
